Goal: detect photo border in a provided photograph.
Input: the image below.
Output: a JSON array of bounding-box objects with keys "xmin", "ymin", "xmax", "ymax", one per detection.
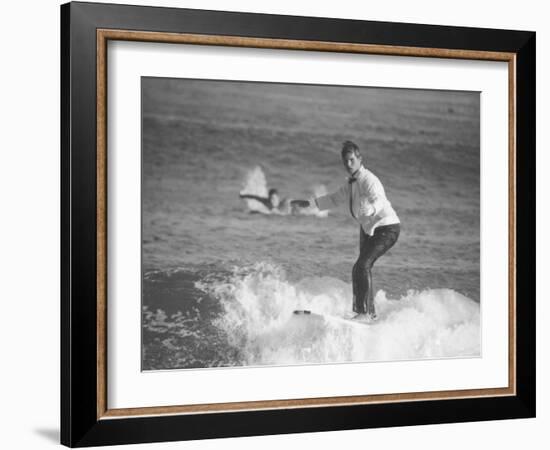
[{"xmin": 61, "ymin": 2, "xmax": 535, "ymax": 447}]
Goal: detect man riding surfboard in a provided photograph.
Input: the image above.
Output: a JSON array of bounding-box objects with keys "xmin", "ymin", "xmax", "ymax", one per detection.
[{"xmin": 291, "ymin": 140, "xmax": 400, "ymax": 321}]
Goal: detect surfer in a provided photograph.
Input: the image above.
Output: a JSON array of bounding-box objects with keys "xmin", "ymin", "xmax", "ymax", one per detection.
[
  {"xmin": 239, "ymin": 188, "xmax": 293, "ymax": 215},
  {"xmin": 291, "ymin": 140, "xmax": 400, "ymax": 321},
  {"xmin": 239, "ymin": 188, "xmax": 281, "ymax": 211}
]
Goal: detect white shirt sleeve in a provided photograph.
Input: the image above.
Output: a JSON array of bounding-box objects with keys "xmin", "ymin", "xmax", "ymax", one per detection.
[{"xmin": 315, "ymin": 183, "xmax": 349, "ymax": 211}]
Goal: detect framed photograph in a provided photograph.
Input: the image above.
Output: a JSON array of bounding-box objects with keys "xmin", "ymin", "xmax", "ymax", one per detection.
[{"xmin": 61, "ymin": 1, "xmax": 535, "ymax": 447}]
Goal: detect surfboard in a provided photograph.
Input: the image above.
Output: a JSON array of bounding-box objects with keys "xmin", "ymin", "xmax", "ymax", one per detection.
[{"xmin": 292, "ymin": 310, "xmax": 377, "ymax": 326}]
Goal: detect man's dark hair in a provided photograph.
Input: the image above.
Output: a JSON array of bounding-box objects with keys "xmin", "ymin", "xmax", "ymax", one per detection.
[
  {"xmin": 268, "ymin": 188, "xmax": 278, "ymax": 197},
  {"xmin": 341, "ymin": 140, "xmax": 362, "ymax": 159}
]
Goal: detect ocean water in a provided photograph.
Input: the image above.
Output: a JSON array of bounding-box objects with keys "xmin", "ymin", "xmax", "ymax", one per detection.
[{"xmin": 141, "ymin": 78, "xmax": 480, "ymax": 370}]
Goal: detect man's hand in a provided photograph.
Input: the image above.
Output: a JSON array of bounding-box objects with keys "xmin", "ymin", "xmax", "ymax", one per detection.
[{"xmin": 290, "ymin": 199, "xmax": 311, "ymax": 208}]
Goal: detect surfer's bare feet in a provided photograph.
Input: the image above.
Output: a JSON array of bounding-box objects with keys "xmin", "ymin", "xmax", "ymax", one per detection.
[{"xmin": 352, "ymin": 312, "xmax": 378, "ymax": 323}]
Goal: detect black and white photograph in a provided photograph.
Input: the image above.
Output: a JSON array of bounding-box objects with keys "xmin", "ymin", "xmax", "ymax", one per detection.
[
  {"xmin": 141, "ymin": 77, "xmax": 481, "ymax": 371},
  {"xmin": 2, "ymin": 0, "xmax": 541, "ymax": 447}
]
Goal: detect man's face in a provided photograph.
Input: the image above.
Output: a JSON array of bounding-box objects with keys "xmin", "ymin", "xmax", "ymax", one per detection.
[{"xmin": 342, "ymin": 151, "xmax": 362, "ymax": 175}]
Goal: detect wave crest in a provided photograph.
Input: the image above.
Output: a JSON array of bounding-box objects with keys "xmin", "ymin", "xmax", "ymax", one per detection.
[{"xmin": 196, "ymin": 262, "xmax": 480, "ymax": 366}]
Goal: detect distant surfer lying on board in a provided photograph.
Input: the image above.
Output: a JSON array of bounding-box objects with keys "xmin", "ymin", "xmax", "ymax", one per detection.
[
  {"xmin": 239, "ymin": 188, "xmax": 281, "ymax": 211},
  {"xmin": 239, "ymin": 188, "xmax": 293, "ymax": 215},
  {"xmin": 291, "ymin": 140, "xmax": 400, "ymax": 322}
]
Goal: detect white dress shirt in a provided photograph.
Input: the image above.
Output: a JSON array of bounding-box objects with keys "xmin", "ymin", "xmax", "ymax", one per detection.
[{"xmin": 314, "ymin": 165, "xmax": 400, "ymax": 236}]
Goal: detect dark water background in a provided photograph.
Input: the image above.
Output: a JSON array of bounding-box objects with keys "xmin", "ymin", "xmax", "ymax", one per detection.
[{"xmin": 141, "ymin": 78, "xmax": 480, "ymax": 370}]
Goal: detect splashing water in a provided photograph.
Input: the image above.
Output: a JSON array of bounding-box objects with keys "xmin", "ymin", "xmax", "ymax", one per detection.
[
  {"xmin": 300, "ymin": 184, "xmax": 329, "ymax": 218},
  {"xmin": 240, "ymin": 166, "xmax": 271, "ymax": 214},
  {"xmin": 195, "ymin": 262, "xmax": 480, "ymax": 367}
]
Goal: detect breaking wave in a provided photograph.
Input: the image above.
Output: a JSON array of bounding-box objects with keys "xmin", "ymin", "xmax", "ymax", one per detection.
[{"xmin": 194, "ymin": 262, "xmax": 480, "ymax": 366}]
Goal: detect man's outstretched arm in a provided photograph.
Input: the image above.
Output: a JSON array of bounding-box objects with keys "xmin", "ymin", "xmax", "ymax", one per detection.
[{"xmin": 291, "ymin": 184, "xmax": 349, "ymax": 211}]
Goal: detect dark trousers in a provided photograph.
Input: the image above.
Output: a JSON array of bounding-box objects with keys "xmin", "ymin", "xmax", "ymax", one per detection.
[{"xmin": 352, "ymin": 224, "xmax": 400, "ymax": 315}]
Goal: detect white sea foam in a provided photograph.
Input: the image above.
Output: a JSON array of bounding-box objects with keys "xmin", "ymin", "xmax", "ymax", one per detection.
[
  {"xmin": 198, "ymin": 262, "xmax": 480, "ymax": 366},
  {"xmin": 241, "ymin": 166, "xmax": 271, "ymax": 214}
]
